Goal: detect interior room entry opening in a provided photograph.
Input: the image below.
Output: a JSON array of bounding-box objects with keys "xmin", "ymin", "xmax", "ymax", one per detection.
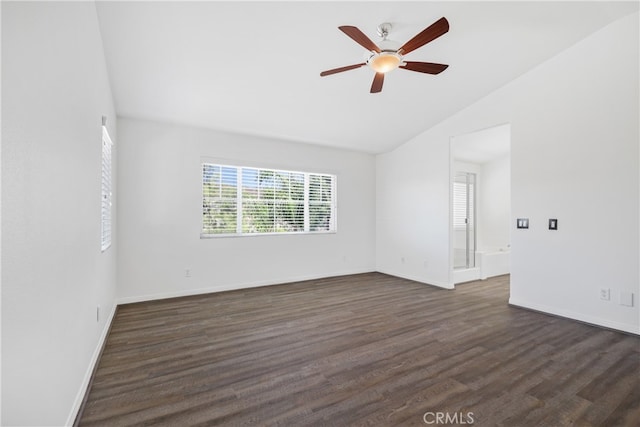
[{"xmin": 451, "ymin": 123, "xmax": 511, "ymax": 285}]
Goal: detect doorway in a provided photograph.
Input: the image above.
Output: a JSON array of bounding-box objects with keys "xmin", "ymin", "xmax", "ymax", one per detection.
[{"xmin": 451, "ymin": 123, "xmax": 511, "ymax": 285}]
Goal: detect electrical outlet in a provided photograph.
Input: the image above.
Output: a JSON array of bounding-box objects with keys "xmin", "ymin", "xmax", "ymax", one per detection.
[
  {"xmin": 599, "ymin": 288, "xmax": 610, "ymax": 301},
  {"xmin": 185, "ymin": 269, "xmax": 191, "ymax": 278}
]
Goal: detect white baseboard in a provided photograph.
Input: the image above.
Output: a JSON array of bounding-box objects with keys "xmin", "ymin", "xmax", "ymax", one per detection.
[
  {"xmin": 509, "ymin": 297, "xmax": 639, "ymax": 335},
  {"xmin": 453, "ymin": 268, "xmax": 481, "ymax": 284},
  {"xmin": 65, "ymin": 303, "xmax": 118, "ymax": 426},
  {"xmin": 376, "ymin": 268, "xmax": 454, "ymax": 290},
  {"xmin": 117, "ymin": 269, "xmax": 376, "ymax": 305}
]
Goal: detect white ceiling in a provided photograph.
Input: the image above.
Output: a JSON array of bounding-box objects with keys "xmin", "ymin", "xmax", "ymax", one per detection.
[
  {"xmin": 95, "ymin": 1, "xmax": 638, "ymax": 154},
  {"xmin": 453, "ymin": 123, "xmax": 511, "ymax": 164}
]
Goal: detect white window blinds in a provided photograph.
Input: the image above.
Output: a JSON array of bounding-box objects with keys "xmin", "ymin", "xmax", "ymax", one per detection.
[
  {"xmin": 202, "ymin": 163, "xmax": 336, "ymax": 236},
  {"xmin": 202, "ymin": 165, "xmax": 238, "ymax": 234},
  {"xmin": 453, "ymin": 181, "xmax": 474, "ymax": 230},
  {"xmin": 101, "ymin": 126, "xmax": 113, "ymax": 251}
]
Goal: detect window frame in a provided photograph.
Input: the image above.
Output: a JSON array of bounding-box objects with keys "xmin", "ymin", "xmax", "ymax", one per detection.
[{"xmin": 201, "ymin": 162, "xmax": 337, "ymax": 238}]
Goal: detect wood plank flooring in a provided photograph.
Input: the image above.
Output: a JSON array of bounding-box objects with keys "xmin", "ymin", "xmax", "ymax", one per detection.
[{"xmin": 78, "ymin": 273, "xmax": 640, "ymax": 426}]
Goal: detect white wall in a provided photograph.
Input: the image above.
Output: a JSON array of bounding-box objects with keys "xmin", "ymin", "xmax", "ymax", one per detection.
[
  {"xmin": 116, "ymin": 118, "xmax": 376, "ymax": 302},
  {"xmin": 377, "ymin": 12, "xmax": 639, "ymax": 334},
  {"xmin": 2, "ymin": 2, "xmax": 117, "ymax": 425},
  {"xmin": 376, "ymin": 135, "xmax": 453, "ymax": 288},
  {"xmin": 1, "ymin": 2, "xmax": 4, "ymax": 423},
  {"xmin": 478, "ymin": 154, "xmax": 510, "ymax": 251}
]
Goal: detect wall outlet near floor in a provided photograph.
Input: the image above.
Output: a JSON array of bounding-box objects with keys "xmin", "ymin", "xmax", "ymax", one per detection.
[
  {"xmin": 599, "ymin": 288, "xmax": 610, "ymax": 301},
  {"xmin": 620, "ymin": 291, "xmax": 634, "ymax": 307},
  {"xmin": 185, "ymin": 269, "xmax": 191, "ymax": 278}
]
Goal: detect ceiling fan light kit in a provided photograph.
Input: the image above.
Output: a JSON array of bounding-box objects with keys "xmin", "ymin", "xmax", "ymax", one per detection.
[
  {"xmin": 368, "ymin": 52, "xmax": 402, "ymax": 73},
  {"xmin": 368, "ymin": 23, "xmax": 403, "ymax": 73},
  {"xmin": 320, "ymin": 17, "xmax": 450, "ymax": 93}
]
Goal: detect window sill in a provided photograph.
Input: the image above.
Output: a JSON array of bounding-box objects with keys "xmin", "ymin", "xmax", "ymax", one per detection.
[{"xmin": 200, "ymin": 230, "xmax": 337, "ymax": 239}]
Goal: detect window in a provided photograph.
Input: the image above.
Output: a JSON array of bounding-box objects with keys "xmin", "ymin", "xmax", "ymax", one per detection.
[
  {"xmin": 453, "ymin": 173, "xmax": 475, "ymax": 230},
  {"xmin": 101, "ymin": 126, "xmax": 113, "ymax": 251},
  {"xmin": 453, "ymin": 181, "xmax": 468, "ymax": 229},
  {"xmin": 202, "ymin": 163, "xmax": 336, "ymax": 236}
]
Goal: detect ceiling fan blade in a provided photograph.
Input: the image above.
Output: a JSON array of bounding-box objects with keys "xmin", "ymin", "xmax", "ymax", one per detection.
[
  {"xmin": 399, "ymin": 61, "xmax": 449, "ymax": 74},
  {"xmin": 370, "ymin": 72, "xmax": 384, "ymax": 93},
  {"xmin": 339, "ymin": 26, "xmax": 381, "ymax": 53},
  {"xmin": 399, "ymin": 17, "xmax": 449, "ymax": 55},
  {"xmin": 320, "ymin": 63, "xmax": 366, "ymax": 77}
]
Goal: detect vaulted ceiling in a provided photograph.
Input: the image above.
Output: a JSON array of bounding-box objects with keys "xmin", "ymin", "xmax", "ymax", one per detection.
[{"xmin": 95, "ymin": 1, "xmax": 638, "ymax": 154}]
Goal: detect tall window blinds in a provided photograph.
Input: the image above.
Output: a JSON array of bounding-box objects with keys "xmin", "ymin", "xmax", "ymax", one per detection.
[{"xmin": 101, "ymin": 126, "xmax": 113, "ymax": 251}]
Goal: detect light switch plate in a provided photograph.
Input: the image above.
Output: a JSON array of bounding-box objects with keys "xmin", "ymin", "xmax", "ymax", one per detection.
[
  {"xmin": 620, "ymin": 291, "xmax": 634, "ymax": 307},
  {"xmin": 517, "ymin": 218, "xmax": 529, "ymax": 229}
]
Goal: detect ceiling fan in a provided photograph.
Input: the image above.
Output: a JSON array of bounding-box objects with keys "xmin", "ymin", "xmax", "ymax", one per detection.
[{"xmin": 320, "ymin": 17, "xmax": 450, "ymax": 93}]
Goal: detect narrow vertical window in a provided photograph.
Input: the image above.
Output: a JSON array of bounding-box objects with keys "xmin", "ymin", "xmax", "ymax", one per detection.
[
  {"xmin": 308, "ymin": 173, "xmax": 335, "ymax": 232},
  {"xmin": 101, "ymin": 126, "xmax": 113, "ymax": 251}
]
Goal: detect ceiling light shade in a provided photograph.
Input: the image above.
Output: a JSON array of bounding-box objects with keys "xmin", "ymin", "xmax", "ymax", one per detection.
[{"xmin": 368, "ymin": 51, "xmax": 402, "ymax": 73}]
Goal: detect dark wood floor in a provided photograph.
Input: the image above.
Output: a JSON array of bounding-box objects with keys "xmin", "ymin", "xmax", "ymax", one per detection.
[{"xmin": 79, "ymin": 273, "xmax": 640, "ymax": 426}]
